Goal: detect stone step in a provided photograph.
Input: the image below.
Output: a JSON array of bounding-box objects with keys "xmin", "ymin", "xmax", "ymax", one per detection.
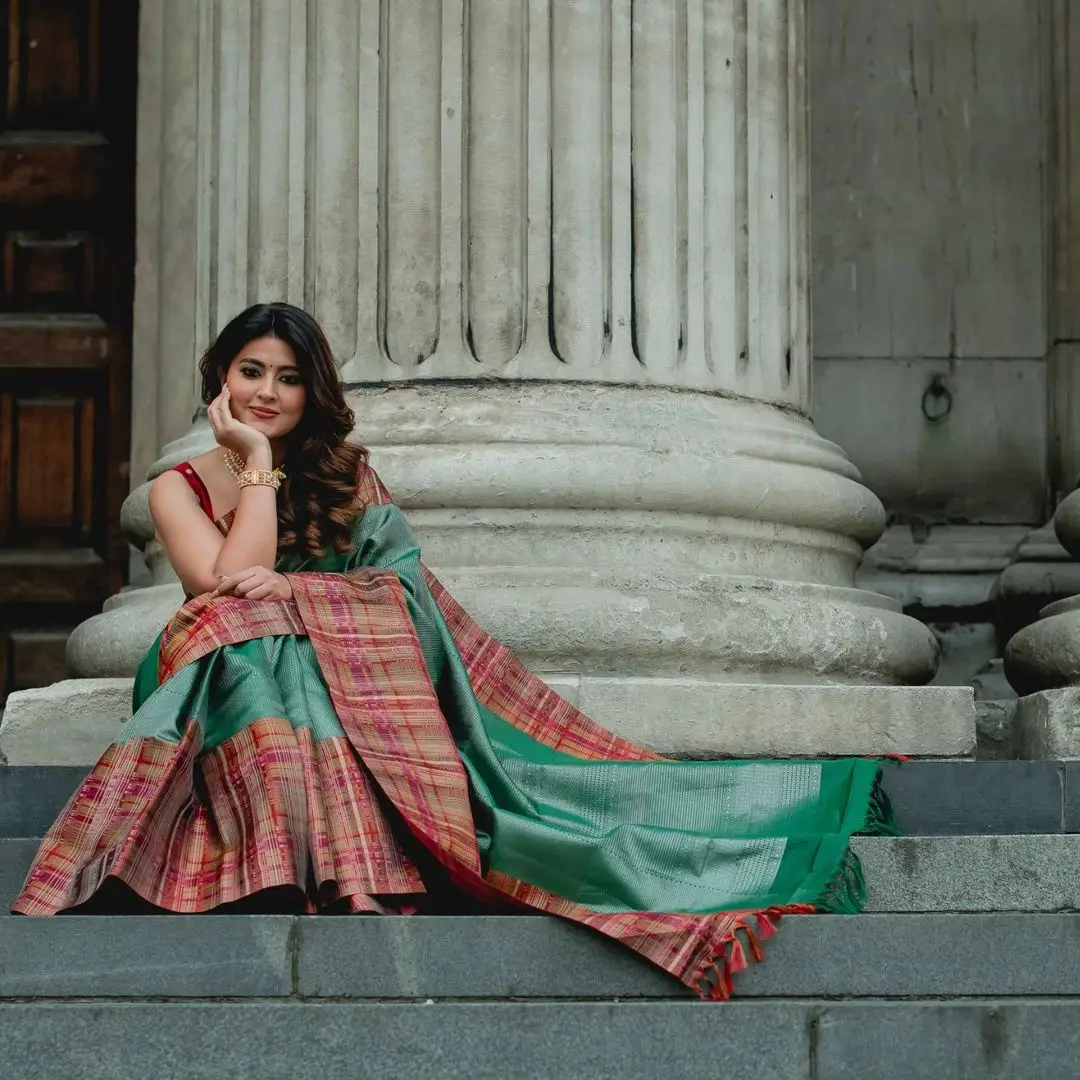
[
  {"xmin": 1, "ymin": 760, "xmax": 1077, "ymax": 838},
  {"xmin": 5, "ymin": 835, "xmax": 1080, "ymax": 914},
  {"xmin": 3, "ymin": 999, "xmax": 1079, "ymax": 1080},
  {"xmin": 1, "ymin": 913, "xmax": 1079, "ymax": 1001}
]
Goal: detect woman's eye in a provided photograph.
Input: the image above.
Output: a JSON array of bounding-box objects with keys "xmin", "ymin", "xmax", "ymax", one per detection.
[
  {"xmin": 281, "ymin": 375, "xmax": 302, "ymax": 386},
  {"xmin": 240, "ymin": 367, "xmax": 260, "ymax": 378}
]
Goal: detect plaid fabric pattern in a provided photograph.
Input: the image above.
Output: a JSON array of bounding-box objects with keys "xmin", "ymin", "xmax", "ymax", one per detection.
[
  {"xmin": 160, "ymin": 595, "xmax": 305, "ymax": 682},
  {"xmin": 13, "ymin": 718, "xmax": 424, "ymax": 915}
]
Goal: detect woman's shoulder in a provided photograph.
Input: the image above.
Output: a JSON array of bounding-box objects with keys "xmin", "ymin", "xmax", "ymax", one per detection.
[{"xmin": 150, "ymin": 456, "xmax": 217, "ymax": 517}]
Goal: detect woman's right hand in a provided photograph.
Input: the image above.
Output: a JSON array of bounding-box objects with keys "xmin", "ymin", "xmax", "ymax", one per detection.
[{"xmin": 207, "ymin": 385, "xmax": 271, "ymax": 462}]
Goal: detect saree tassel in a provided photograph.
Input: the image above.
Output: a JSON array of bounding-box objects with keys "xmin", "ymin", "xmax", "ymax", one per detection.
[
  {"xmin": 756, "ymin": 911, "xmax": 779, "ymax": 941},
  {"xmin": 728, "ymin": 934, "xmax": 749, "ymax": 975},
  {"xmin": 720, "ymin": 953, "xmax": 735, "ymax": 1000},
  {"xmin": 862, "ymin": 771, "xmax": 900, "ymax": 837},
  {"xmin": 742, "ymin": 923, "xmax": 765, "ymax": 965}
]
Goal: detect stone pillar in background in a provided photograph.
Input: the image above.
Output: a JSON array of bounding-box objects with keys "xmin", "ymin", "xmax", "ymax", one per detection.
[
  {"xmin": 62, "ymin": 0, "xmax": 974, "ymax": 760},
  {"xmin": 1003, "ymin": 2, "xmax": 1080, "ymax": 758}
]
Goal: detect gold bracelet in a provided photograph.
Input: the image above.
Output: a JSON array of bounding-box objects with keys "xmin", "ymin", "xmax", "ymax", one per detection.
[{"xmin": 237, "ymin": 469, "xmax": 283, "ymax": 491}]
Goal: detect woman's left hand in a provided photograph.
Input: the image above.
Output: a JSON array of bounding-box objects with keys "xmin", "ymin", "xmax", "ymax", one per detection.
[{"xmin": 212, "ymin": 567, "xmax": 293, "ymax": 601}]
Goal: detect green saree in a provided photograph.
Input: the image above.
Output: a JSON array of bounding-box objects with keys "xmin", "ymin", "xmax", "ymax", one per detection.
[{"xmin": 15, "ymin": 466, "xmax": 893, "ymax": 998}]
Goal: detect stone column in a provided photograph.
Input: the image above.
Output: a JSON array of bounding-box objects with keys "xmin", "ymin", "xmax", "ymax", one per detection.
[
  {"xmin": 1001, "ymin": 2, "xmax": 1080, "ymax": 755},
  {"xmin": 65, "ymin": 0, "xmax": 972, "ymax": 759}
]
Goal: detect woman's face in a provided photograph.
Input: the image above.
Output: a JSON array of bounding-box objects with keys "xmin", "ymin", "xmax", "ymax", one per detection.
[{"xmin": 223, "ymin": 335, "xmax": 307, "ymax": 441}]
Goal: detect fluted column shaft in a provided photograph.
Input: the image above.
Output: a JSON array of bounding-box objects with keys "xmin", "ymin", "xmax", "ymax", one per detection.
[{"xmin": 170, "ymin": 0, "xmax": 811, "ymax": 402}]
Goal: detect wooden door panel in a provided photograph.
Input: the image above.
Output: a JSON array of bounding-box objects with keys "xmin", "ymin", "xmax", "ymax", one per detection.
[
  {"xmin": 0, "ymin": 137, "xmax": 110, "ymax": 215},
  {"xmin": 0, "ymin": 0, "xmax": 136, "ymax": 703},
  {"xmin": 12, "ymin": 395, "xmax": 93, "ymax": 536},
  {"xmin": 5, "ymin": 230, "xmax": 94, "ymax": 310},
  {"xmin": 6, "ymin": 0, "xmax": 100, "ymax": 128}
]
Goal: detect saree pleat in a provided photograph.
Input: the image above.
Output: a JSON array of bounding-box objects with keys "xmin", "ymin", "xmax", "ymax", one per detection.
[{"xmin": 13, "ymin": 466, "xmax": 894, "ymax": 998}]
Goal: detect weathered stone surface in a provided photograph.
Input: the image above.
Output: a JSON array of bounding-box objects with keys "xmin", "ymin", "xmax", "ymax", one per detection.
[
  {"xmin": 0, "ymin": 839, "xmax": 40, "ymax": 909},
  {"xmin": 1005, "ymin": 597, "xmax": 1080, "ymax": 696},
  {"xmin": 298, "ymin": 913, "xmax": 1080, "ymax": 1000},
  {"xmin": 1015, "ymin": 688, "xmax": 1080, "ymax": 760},
  {"xmin": 855, "ymin": 835, "xmax": 1080, "ymax": 912},
  {"xmin": 976, "ymin": 700, "xmax": 1019, "ymax": 761},
  {"xmin": 816, "ymin": 1002, "xmax": 1080, "ymax": 1080},
  {"xmin": 0, "ymin": 679, "xmax": 132, "ymax": 766},
  {"xmin": 885, "ymin": 762, "xmax": 1062, "ymax": 836},
  {"xmin": 0, "ymin": 766, "xmax": 89, "ymax": 836},
  {"xmin": 0, "ymin": 916, "xmax": 293, "ymax": 997},
  {"xmin": 65, "ymin": 586, "xmax": 180, "ymax": 679},
  {"xmin": 0, "ymin": 1002, "xmax": 811, "ymax": 1080},
  {"xmin": 568, "ymin": 680, "xmax": 974, "ymax": 759},
  {"xmin": 6, "ymin": 1000, "xmax": 1080, "ymax": 1080},
  {"xmin": 2, "ymin": 912, "xmax": 1074, "ymax": 1002}
]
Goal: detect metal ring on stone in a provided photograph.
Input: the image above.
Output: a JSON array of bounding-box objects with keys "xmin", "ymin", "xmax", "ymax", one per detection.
[{"xmin": 920, "ymin": 376, "xmax": 953, "ymax": 424}]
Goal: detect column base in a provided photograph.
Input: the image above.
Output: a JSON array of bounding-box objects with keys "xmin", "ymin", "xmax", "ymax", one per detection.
[
  {"xmin": 359, "ymin": 382, "xmax": 940, "ymax": 690},
  {"xmin": 1004, "ymin": 594, "xmax": 1080, "ymax": 695},
  {"xmin": 1015, "ymin": 688, "xmax": 1080, "ymax": 759},
  {"xmin": 0, "ymin": 679, "xmax": 132, "ymax": 766},
  {"xmin": 0, "ymin": 675, "xmax": 972, "ymax": 767},
  {"xmin": 541, "ymin": 677, "xmax": 975, "ymax": 758},
  {"xmin": 66, "ymin": 585, "xmax": 185, "ymax": 678}
]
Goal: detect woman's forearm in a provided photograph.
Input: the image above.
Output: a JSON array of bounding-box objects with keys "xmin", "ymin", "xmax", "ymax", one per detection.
[{"xmin": 212, "ymin": 449, "xmax": 280, "ymax": 576}]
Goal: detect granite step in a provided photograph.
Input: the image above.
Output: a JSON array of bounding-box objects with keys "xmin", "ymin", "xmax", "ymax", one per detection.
[
  {"xmin": 5, "ymin": 835, "xmax": 1080, "ymax": 914},
  {"xmin": 2, "ymin": 760, "xmax": 1079, "ymax": 838},
  {"xmin": 5, "ymin": 999, "xmax": 1080, "ymax": 1080},
  {"xmin": 1, "ymin": 912, "xmax": 1079, "ymax": 1001}
]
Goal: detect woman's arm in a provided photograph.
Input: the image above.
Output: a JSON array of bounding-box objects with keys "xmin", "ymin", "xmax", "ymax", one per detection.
[
  {"xmin": 148, "ymin": 470, "xmax": 230, "ymax": 596},
  {"xmin": 150, "ymin": 387, "xmax": 282, "ymax": 595}
]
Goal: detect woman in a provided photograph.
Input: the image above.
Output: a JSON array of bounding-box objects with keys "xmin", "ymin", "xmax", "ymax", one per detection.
[{"xmin": 13, "ymin": 302, "xmax": 893, "ymax": 998}]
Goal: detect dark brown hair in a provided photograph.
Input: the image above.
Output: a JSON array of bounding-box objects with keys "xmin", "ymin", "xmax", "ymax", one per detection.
[{"xmin": 198, "ymin": 302, "xmax": 368, "ymax": 557}]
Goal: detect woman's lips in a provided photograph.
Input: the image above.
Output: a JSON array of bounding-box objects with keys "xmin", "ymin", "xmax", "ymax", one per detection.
[{"xmin": 248, "ymin": 407, "xmax": 278, "ymax": 419}]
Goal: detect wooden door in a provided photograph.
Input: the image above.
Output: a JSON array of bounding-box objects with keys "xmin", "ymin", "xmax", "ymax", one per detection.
[{"xmin": 0, "ymin": 0, "xmax": 137, "ymax": 703}]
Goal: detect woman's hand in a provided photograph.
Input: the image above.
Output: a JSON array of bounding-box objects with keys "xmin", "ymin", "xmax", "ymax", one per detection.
[
  {"xmin": 212, "ymin": 566, "xmax": 293, "ymax": 601},
  {"xmin": 208, "ymin": 385, "xmax": 271, "ymax": 463}
]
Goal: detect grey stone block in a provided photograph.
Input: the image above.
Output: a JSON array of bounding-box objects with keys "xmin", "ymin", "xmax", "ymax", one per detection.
[
  {"xmin": 300, "ymin": 913, "xmax": 1080, "ymax": 1000},
  {"xmin": 816, "ymin": 1002, "xmax": 1080, "ymax": 1080},
  {"xmin": 0, "ymin": 766, "xmax": 87, "ymax": 836},
  {"xmin": 0, "ymin": 838, "xmax": 39, "ymax": 910},
  {"xmin": 0, "ymin": 679, "xmax": 132, "ymax": 765},
  {"xmin": 975, "ymin": 699, "xmax": 1019, "ymax": 760},
  {"xmin": 1016, "ymin": 687, "xmax": 1080, "ymax": 759},
  {"xmin": 1064, "ymin": 762, "xmax": 1080, "ymax": 832},
  {"xmin": 855, "ymin": 835, "xmax": 1080, "ymax": 912},
  {"xmin": 0, "ymin": 916, "xmax": 294, "ymax": 998},
  {"xmin": 883, "ymin": 761, "xmax": 1064, "ymax": 835},
  {"xmin": 298, "ymin": 916, "xmax": 678, "ymax": 999},
  {"xmin": 738, "ymin": 914, "xmax": 1080, "ymax": 997},
  {"xmin": 0, "ymin": 1002, "xmax": 811, "ymax": 1080}
]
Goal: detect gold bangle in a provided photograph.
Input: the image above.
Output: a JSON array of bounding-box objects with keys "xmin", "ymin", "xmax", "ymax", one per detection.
[{"xmin": 237, "ymin": 469, "xmax": 283, "ymax": 491}]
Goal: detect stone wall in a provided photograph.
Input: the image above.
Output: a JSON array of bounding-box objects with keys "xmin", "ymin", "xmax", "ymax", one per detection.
[{"xmin": 809, "ymin": 0, "xmax": 1052, "ymax": 525}]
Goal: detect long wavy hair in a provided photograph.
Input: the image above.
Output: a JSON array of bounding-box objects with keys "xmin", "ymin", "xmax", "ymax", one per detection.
[{"xmin": 198, "ymin": 302, "xmax": 368, "ymax": 557}]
